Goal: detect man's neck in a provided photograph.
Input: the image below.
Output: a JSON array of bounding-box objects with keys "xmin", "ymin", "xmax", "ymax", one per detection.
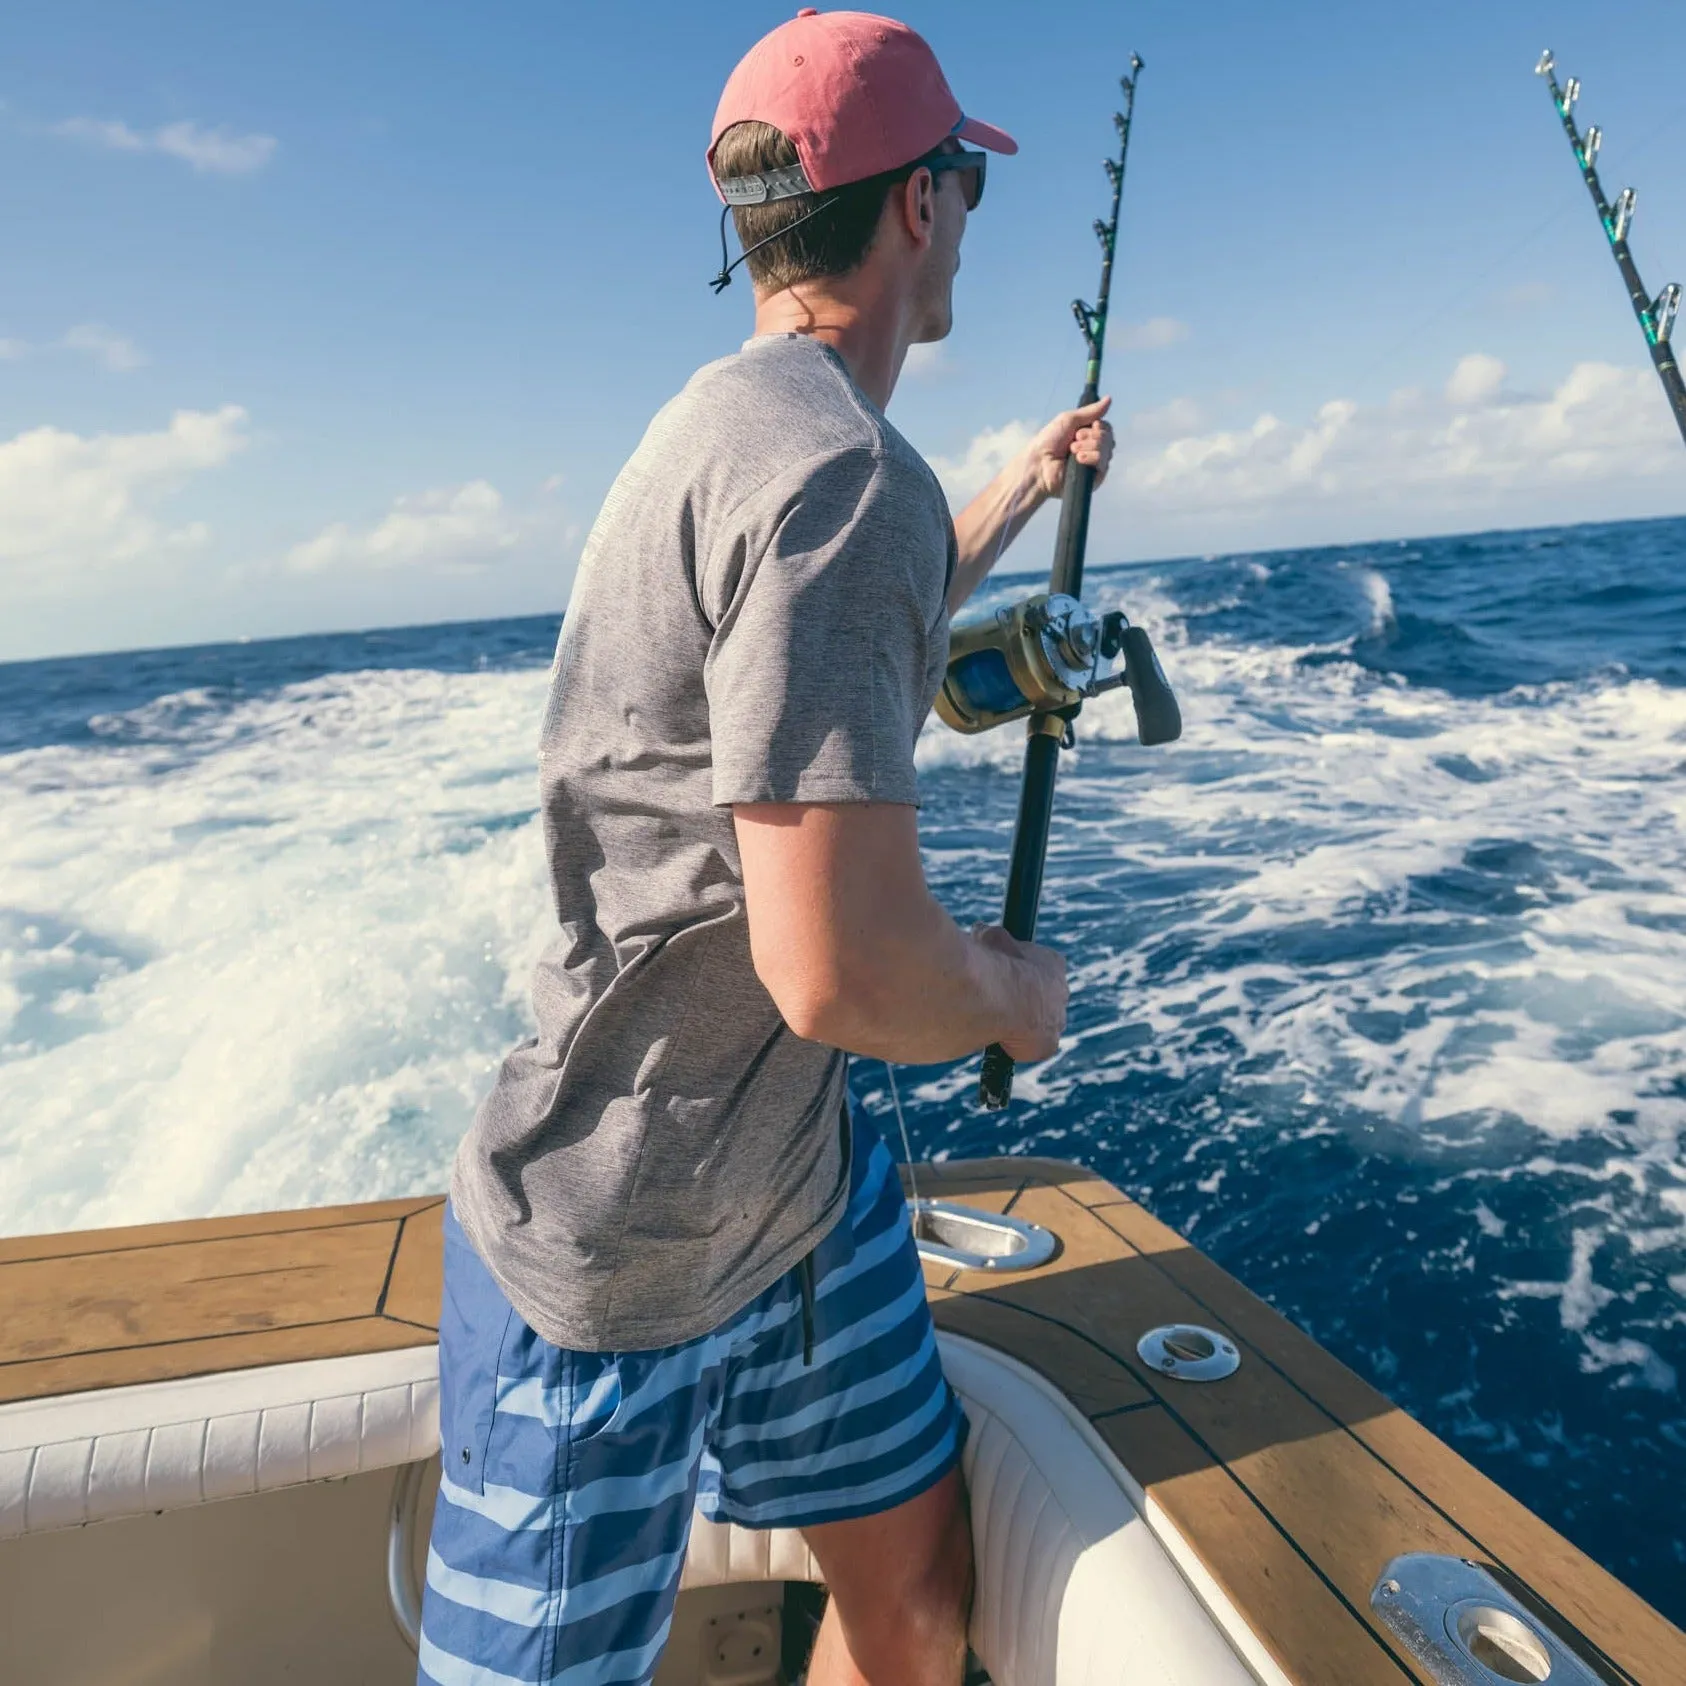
[{"xmin": 751, "ymin": 281, "xmax": 915, "ymax": 410}]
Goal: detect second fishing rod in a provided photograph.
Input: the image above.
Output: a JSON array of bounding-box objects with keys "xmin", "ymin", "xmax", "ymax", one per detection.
[
  {"xmin": 1534, "ymin": 50, "xmax": 1686, "ymax": 449},
  {"xmin": 934, "ymin": 56, "xmax": 1182, "ymax": 1110}
]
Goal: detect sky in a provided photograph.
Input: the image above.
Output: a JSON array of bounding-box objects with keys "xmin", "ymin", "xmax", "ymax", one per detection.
[{"xmin": 2, "ymin": 0, "xmax": 1684, "ymax": 662}]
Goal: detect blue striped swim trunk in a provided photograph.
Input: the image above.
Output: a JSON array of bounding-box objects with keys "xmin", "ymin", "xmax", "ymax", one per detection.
[{"xmin": 418, "ymin": 1114, "xmax": 967, "ymax": 1686}]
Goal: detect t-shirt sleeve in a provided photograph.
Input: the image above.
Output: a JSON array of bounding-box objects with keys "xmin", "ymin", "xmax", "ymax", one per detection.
[{"xmin": 702, "ymin": 445, "xmax": 947, "ymax": 808}]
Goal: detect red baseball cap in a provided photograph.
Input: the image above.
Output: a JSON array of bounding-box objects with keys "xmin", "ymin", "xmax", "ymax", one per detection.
[{"xmin": 709, "ymin": 9, "xmax": 1017, "ymax": 200}]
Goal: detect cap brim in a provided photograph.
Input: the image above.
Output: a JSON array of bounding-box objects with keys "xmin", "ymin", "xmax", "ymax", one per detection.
[{"xmin": 956, "ymin": 115, "xmax": 1018, "ymax": 155}]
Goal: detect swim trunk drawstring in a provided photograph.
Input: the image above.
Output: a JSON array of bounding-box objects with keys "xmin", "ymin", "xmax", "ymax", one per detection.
[{"xmin": 798, "ymin": 1252, "xmax": 816, "ymax": 1367}]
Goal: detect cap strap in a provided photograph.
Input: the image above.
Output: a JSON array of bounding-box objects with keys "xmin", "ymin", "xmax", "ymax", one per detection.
[
  {"xmin": 709, "ymin": 191, "xmax": 841, "ymax": 293},
  {"xmin": 716, "ymin": 162, "xmax": 815, "ymax": 206}
]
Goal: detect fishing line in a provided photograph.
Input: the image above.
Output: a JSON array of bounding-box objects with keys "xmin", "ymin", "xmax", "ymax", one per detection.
[
  {"xmin": 883, "ymin": 1060, "xmax": 922, "ymax": 1234},
  {"xmin": 1344, "ymin": 198, "xmax": 1584, "ymax": 394},
  {"xmin": 883, "ymin": 404, "xmax": 1039, "ymax": 1227},
  {"xmin": 1345, "ymin": 107, "xmax": 1686, "ymax": 396},
  {"xmin": 987, "ymin": 448, "xmax": 1032, "ymax": 576},
  {"xmin": 886, "ymin": 291, "xmax": 1042, "ymax": 1236}
]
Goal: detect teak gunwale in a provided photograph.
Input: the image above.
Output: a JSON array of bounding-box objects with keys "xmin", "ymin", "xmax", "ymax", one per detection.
[{"xmin": 3, "ymin": 1163, "xmax": 1680, "ymax": 1686}]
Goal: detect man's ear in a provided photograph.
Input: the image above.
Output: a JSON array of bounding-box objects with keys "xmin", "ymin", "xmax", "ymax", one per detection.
[{"xmin": 893, "ymin": 169, "xmax": 937, "ymax": 249}]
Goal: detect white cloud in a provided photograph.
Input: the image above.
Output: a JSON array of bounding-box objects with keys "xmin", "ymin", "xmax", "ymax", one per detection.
[
  {"xmin": 51, "ymin": 117, "xmax": 149, "ymax": 154},
  {"xmin": 926, "ymin": 419, "xmax": 1035, "ymax": 506},
  {"xmin": 1116, "ymin": 356, "xmax": 1679, "ymax": 518},
  {"xmin": 0, "ymin": 407, "xmax": 248, "ymax": 588},
  {"xmin": 287, "ymin": 481, "xmax": 524, "ymax": 575},
  {"xmin": 939, "ymin": 355, "xmax": 1682, "ymax": 554},
  {"xmin": 1115, "ymin": 316, "xmax": 1191, "ymax": 352},
  {"xmin": 0, "ymin": 325, "xmax": 147, "ymax": 372},
  {"xmin": 902, "ymin": 342, "xmax": 949, "ymax": 379},
  {"xmin": 53, "ymin": 116, "xmax": 277, "ymax": 176},
  {"xmin": 1444, "ymin": 351, "xmax": 1505, "ymax": 406},
  {"xmin": 1130, "ymin": 396, "xmax": 1203, "ymax": 436},
  {"xmin": 61, "ymin": 322, "xmax": 146, "ymax": 372},
  {"xmin": 152, "ymin": 121, "xmax": 277, "ymax": 175}
]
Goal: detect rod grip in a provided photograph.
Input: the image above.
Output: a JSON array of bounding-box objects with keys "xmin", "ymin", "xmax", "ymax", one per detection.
[
  {"xmin": 979, "ymin": 1043, "xmax": 1015, "ymax": 1110},
  {"xmin": 979, "ymin": 710, "xmax": 1063, "ymax": 1112},
  {"xmin": 1048, "ymin": 450, "xmax": 1096, "ymax": 601}
]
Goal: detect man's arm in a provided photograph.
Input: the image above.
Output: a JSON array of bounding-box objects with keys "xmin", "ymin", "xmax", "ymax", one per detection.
[
  {"xmin": 734, "ymin": 801, "xmax": 1066, "ymax": 1065},
  {"xmin": 948, "ymin": 397, "xmax": 1115, "ymax": 614}
]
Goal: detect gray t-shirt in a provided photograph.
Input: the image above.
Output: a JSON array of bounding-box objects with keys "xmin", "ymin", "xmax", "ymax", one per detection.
[{"xmin": 450, "ymin": 333, "xmax": 955, "ymax": 1352}]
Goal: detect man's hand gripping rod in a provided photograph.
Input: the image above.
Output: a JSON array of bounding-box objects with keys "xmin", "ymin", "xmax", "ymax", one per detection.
[{"xmin": 971, "ymin": 57, "xmax": 1181, "ymax": 1109}]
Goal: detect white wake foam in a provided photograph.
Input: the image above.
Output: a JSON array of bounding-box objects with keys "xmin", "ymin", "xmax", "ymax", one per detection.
[{"xmin": 0, "ymin": 667, "xmax": 555, "ymax": 1233}]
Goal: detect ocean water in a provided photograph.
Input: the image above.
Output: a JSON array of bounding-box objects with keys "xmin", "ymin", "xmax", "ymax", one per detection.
[{"xmin": 2, "ymin": 515, "xmax": 1682, "ymax": 1620}]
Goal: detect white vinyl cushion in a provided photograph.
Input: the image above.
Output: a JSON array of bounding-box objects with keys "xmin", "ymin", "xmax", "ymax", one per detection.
[
  {"xmin": 679, "ymin": 1515, "xmax": 823, "ymax": 1590},
  {"xmin": 0, "ymin": 1346, "xmax": 439, "ymax": 1540},
  {"xmin": 0, "ymin": 1333, "xmax": 1276, "ymax": 1685},
  {"xmin": 941, "ymin": 1336, "xmax": 1264, "ymax": 1686}
]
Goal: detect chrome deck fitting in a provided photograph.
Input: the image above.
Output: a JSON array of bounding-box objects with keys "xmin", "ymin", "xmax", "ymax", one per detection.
[
  {"xmin": 1136, "ymin": 1324, "xmax": 1240, "ymax": 1382},
  {"xmin": 910, "ymin": 1200, "xmax": 1058, "ymax": 1273},
  {"xmin": 1373, "ymin": 1552, "xmax": 1608, "ymax": 1683}
]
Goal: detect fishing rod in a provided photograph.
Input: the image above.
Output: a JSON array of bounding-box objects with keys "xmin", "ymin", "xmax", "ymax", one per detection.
[
  {"xmin": 935, "ymin": 56, "xmax": 1181, "ymax": 1110},
  {"xmin": 1535, "ymin": 49, "xmax": 1686, "ymax": 447}
]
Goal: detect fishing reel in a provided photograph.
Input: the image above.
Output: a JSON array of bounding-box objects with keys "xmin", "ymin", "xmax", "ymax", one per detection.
[{"xmin": 936, "ymin": 593, "xmax": 1181, "ymax": 745}]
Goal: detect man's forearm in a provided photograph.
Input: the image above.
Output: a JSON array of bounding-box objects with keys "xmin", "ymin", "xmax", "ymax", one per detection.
[
  {"xmin": 789, "ymin": 890, "xmax": 1035, "ymax": 1065},
  {"xmin": 948, "ymin": 452, "xmax": 1045, "ymax": 613},
  {"xmin": 947, "ymin": 402, "xmax": 1115, "ymax": 612},
  {"xmin": 736, "ymin": 802, "xmax": 1059, "ymax": 1066}
]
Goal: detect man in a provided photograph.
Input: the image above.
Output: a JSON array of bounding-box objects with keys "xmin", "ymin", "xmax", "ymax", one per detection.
[{"xmin": 423, "ymin": 10, "xmax": 1114, "ymax": 1685}]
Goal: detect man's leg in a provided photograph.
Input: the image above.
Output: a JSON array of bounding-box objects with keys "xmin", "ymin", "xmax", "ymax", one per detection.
[
  {"xmin": 701, "ymin": 1114, "xmax": 973, "ymax": 1686},
  {"xmin": 801, "ymin": 1464, "xmax": 973, "ymax": 1686}
]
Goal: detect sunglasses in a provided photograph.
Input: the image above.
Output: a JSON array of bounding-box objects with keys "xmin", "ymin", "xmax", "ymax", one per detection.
[{"xmin": 912, "ymin": 146, "xmax": 988, "ymax": 211}]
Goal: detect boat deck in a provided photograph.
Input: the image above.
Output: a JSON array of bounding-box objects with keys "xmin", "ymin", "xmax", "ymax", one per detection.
[{"xmin": 3, "ymin": 1161, "xmax": 1680, "ymax": 1686}]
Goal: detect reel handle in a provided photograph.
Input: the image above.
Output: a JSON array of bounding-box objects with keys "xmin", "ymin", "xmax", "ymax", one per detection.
[
  {"xmin": 979, "ymin": 1043, "xmax": 1015, "ymax": 1110},
  {"xmin": 1122, "ymin": 625, "xmax": 1182, "ymax": 745}
]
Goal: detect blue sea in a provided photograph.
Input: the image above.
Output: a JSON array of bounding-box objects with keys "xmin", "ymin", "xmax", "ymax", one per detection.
[{"xmin": 2, "ymin": 515, "xmax": 1682, "ymax": 1621}]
